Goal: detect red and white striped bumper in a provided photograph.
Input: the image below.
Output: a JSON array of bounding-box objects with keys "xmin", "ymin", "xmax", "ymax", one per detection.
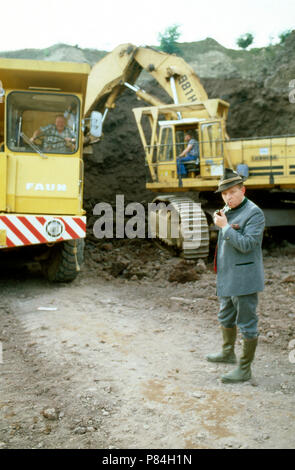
[{"xmin": 0, "ymin": 214, "xmax": 86, "ymax": 249}]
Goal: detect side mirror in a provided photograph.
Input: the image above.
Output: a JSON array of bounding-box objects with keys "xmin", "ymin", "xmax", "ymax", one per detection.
[{"xmin": 90, "ymin": 111, "xmax": 102, "ymax": 138}]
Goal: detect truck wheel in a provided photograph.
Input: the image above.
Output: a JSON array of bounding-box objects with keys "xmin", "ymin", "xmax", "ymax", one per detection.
[{"xmin": 42, "ymin": 239, "xmax": 85, "ymax": 282}]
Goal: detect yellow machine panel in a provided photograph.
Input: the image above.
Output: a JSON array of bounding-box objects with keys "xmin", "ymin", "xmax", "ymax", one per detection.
[
  {"xmin": 5, "ymin": 154, "xmax": 82, "ymax": 215},
  {"xmin": 0, "ymin": 58, "xmax": 90, "ymax": 98}
]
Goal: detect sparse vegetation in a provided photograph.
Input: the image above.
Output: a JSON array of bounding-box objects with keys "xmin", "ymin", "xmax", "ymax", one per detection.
[{"xmin": 278, "ymin": 29, "xmax": 292, "ymax": 44}]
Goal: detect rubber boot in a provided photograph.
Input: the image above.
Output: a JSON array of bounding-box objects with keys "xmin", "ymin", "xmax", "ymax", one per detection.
[
  {"xmin": 206, "ymin": 326, "xmax": 237, "ymax": 364},
  {"xmin": 221, "ymin": 337, "xmax": 258, "ymax": 384}
]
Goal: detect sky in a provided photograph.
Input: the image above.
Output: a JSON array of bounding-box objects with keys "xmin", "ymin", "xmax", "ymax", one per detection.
[{"xmin": 1, "ymin": 0, "xmax": 294, "ymax": 52}]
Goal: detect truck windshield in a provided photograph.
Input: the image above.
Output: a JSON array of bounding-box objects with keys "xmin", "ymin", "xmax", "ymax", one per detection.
[{"xmin": 6, "ymin": 92, "xmax": 80, "ymax": 154}]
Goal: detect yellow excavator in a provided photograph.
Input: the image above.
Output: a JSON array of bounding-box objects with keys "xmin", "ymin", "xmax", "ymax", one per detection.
[{"xmin": 85, "ymin": 43, "xmax": 295, "ymax": 259}]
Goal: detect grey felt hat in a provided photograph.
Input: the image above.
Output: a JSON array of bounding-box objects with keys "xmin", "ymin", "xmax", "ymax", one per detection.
[{"xmin": 215, "ymin": 168, "xmax": 246, "ymax": 193}]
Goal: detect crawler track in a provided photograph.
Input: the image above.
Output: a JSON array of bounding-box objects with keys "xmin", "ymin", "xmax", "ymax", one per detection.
[{"xmin": 149, "ymin": 195, "xmax": 209, "ymax": 259}]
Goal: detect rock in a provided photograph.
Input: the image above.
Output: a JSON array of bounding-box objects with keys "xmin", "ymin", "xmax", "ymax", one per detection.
[
  {"xmin": 124, "ymin": 268, "xmax": 148, "ymax": 280},
  {"xmin": 168, "ymin": 261, "xmax": 199, "ymax": 283},
  {"xmin": 92, "ymin": 253, "xmax": 102, "ymax": 263},
  {"xmin": 170, "ymin": 297, "xmax": 193, "ymax": 304},
  {"xmin": 73, "ymin": 426, "xmax": 87, "ymax": 435},
  {"xmin": 101, "ymin": 243, "xmax": 113, "ymax": 251},
  {"xmin": 282, "ymin": 275, "xmax": 295, "ymax": 283},
  {"xmin": 192, "ymin": 392, "xmax": 206, "ymax": 399},
  {"xmin": 195, "ymin": 259, "xmax": 207, "ymax": 273},
  {"xmin": 195, "ymin": 432, "xmax": 207, "ymax": 440},
  {"xmin": 259, "ymin": 335, "xmax": 269, "ymax": 343},
  {"xmin": 42, "ymin": 408, "xmax": 58, "ymax": 420},
  {"xmin": 110, "ymin": 260, "xmax": 129, "ymax": 277}
]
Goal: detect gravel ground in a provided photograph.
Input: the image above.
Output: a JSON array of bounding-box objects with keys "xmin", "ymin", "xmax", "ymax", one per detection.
[{"xmin": 0, "ymin": 239, "xmax": 295, "ymax": 449}]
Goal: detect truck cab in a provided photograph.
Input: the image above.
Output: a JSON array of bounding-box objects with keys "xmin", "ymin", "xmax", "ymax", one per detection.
[{"xmin": 0, "ymin": 57, "xmax": 90, "ymax": 217}]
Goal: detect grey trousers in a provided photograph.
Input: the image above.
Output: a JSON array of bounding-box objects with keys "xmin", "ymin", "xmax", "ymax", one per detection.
[{"xmin": 217, "ymin": 293, "xmax": 259, "ymax": 339}]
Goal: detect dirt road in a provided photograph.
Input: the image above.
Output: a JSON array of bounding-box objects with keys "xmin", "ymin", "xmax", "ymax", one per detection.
[{"xmin": 0, "ymin": 241, "xmax": 295, "ymax": 449}]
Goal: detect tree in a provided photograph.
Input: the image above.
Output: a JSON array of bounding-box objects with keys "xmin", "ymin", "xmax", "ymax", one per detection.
[
  {"xmin": 279, "ymin": 29, "xmax": 292, "ymax": 44},
  {"xmin": 236, "ymin": 33, "xmax": 254, "ymax": 50},
  {"xmin": 158, "ymin": 25, "xmax": 181, "ymax": 55}
]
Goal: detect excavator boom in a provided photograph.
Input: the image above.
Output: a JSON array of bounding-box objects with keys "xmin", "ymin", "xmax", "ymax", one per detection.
[
  {"xmin": 133, "ymin": 46, "xmax": 208, "ymax": 103},
  {"xmin": 84, "ymin": 43, "xmax": 208, "ymax": 118},
  {"xmin": 85, "ymin": 44, "xmax": 140, "ymax": 117}
]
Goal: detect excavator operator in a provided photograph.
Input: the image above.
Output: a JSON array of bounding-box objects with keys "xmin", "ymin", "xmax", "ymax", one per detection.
[
  {"xmin": 30, "ymin": 114, "xmax": 76, "ymax": 153},
  {"xmin": 177, "ymin": 131, "xmax": 200, "ymax": 177}
]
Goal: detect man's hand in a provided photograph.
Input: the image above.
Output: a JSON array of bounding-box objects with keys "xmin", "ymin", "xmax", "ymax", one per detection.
[
  {"xmin": 65, "ymin": 137, "xmax": 76, "ymax": 148},
  {"xmin": 214, "ymin": 210, "xmax": 228, "ymax": 228}
]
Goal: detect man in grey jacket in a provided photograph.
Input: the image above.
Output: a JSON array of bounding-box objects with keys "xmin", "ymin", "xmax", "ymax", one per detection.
[{"xmin": 206, "ymin": 168, "xmax": 265, "ymax": 383}]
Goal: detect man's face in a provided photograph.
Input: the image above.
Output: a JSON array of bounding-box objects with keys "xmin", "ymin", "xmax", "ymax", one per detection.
[
  {"xmin": 184, "ymin": 134, "xmax": 191, "ymax": 142},
  {"xmin": 221, "ymin": 184, "xmax": 245, "ymax": 209},
  {"xmin": 55, "ymin": 117, "xmax": 66, "ymax": 132}
]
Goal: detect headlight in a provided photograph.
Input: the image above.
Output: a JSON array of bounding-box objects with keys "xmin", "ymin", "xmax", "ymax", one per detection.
[{"xmin": 45, "ymin": 219, "xmax": 65, "ymax": 238}]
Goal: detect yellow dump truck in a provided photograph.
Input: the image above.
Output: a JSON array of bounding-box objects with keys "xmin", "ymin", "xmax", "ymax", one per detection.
[{"xmin": 0, "ymin": 58, "xmax": 91, "ymax": 281}]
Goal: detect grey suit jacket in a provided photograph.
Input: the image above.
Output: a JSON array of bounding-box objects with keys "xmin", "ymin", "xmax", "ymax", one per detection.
[{"xmin": 216, "ymin": 198, "xmax": 265, "ymax": 297}]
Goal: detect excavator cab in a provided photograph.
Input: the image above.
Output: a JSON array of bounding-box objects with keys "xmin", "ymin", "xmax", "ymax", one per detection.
[
  {"xmin": 133, "ymin": 103, "xmax": 228, "ymax": 191},
  {"xmin": 175, "ymin": 126, "xmax": 200, "ymax": 177},
  {"xmin": 155, "ymin": 121, "xmax": 201, "ymax": 183},
  {"xmin": 155, "ymin": 119, "xmax": 225, "ymax": 184}
]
